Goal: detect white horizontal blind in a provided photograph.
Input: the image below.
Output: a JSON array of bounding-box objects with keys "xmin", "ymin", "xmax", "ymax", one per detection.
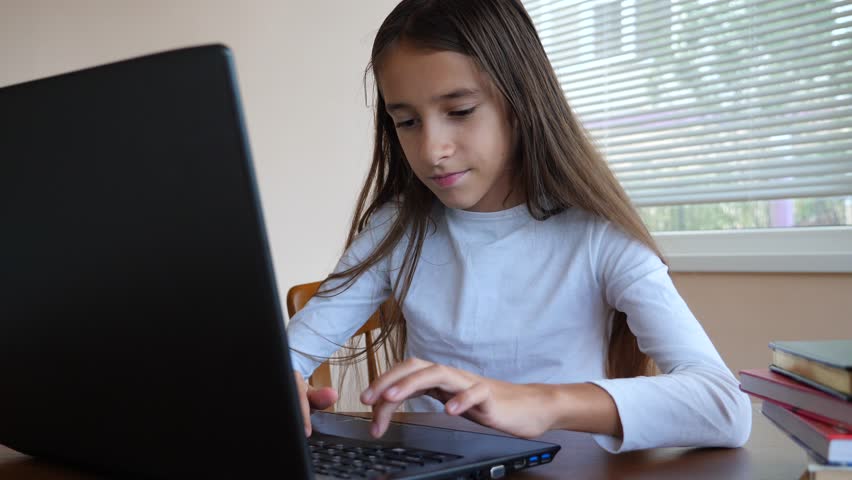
[{"xmin": 523, "ymin": 0, "xmax": 852, "ymax": 207}]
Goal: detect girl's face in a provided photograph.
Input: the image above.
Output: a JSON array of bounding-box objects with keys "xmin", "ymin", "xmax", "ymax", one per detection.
[{"xmin": 377, "ymin": 42, "xmax": 522, "ymax": 212}]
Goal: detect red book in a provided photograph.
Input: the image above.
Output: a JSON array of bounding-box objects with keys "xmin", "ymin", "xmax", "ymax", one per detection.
[
  {"xmin": 762, "ymin": 401, "xmax": 852, "ymax": 464},
  {"xmin": 740, "ymin": 369, "xmax": 852, "ymax": 430}
]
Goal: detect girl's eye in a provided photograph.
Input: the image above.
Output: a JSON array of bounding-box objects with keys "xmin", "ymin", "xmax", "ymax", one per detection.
[
  {"xmin": 449, "ymin": 106, "xmax": 476, "ymax": 117},
  {"xmin": 393, "ymin": 107, "xmax": 476, "ymax": 129}
]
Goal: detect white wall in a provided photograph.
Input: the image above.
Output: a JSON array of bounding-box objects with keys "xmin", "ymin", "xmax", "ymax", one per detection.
[{"xmin": 0, "ymin": 0, "xmax": 399, "ymax": 307}]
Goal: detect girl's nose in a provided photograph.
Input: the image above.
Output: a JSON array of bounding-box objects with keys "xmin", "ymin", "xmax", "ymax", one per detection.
[{"xmin": 421, "ymin": 122, "xmax": 454, "ymax": 165}]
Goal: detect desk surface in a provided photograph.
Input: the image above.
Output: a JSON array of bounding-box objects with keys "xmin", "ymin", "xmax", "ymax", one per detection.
[{"xmin": 0, "ymin": 403, "xmax": 806, "ymax": 479}]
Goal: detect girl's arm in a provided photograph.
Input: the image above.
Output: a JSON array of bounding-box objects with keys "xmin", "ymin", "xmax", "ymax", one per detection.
[
  {"xmin": 584, "ymin": 220, "xmax": 752, "ymax": 452},
  {"xmin": 545, "ymin": 382, "xmax": 622, "ymax": 437},
  {"xmin": 360, "ymin": 357, "xmax": 624, "ymax": 440},
  {"xmin": 360, "ymin": 347, "xmax": 743, "ymax": 447},
  {"xmin": 286, "ymin": 206, "xmax": 395, "ymax": 378}
]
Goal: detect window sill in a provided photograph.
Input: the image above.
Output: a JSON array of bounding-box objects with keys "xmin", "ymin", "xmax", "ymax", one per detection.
[{"xmin": 653, "ymin": 226, "xmax": 852, "ymax": 273}]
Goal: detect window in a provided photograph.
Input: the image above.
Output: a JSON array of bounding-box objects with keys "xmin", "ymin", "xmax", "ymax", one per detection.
[{"xmin": 522, "ymin": 0, "xmax": 852, "ymax": 234}]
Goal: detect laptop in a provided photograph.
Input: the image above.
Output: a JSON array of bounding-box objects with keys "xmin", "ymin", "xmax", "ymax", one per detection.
[{"xmin": 0, "ymin": 45, "xmax": 560, "ymax": 479}]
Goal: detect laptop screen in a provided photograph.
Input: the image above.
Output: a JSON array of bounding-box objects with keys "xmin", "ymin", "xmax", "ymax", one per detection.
[{"xmin": 0, "ymin": 45, "xmax": 311, "ymax": 478}]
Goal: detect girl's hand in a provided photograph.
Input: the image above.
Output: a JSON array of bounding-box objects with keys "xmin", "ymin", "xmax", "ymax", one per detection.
[
  {"xmin": 294, "ymin": 371, "xmax": 339, "ymax": 436},
  {"xmin": 359, "ymin": 358, "xmax": 557, "ymax": 439}
]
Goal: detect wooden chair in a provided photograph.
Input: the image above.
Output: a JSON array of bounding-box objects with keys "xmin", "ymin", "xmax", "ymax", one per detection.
[{"xmin": 286, "ymin": 281, "xmax": 388, "ymax": 401}]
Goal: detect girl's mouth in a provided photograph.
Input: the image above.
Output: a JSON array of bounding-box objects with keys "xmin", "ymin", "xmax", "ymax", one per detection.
[{"xmin": 431, "ymin": 170, "xmax": 468, "ymax": 188}]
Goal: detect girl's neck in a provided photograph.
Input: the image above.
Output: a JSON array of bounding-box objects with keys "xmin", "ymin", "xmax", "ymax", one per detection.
[{"xmin": 446, "ymin": 201, "xmax": 528, "ymax": 220}]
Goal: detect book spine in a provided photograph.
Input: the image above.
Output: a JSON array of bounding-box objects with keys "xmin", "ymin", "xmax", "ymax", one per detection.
[
  {"xmin": 769, "ymin": 342, "xmax": 852, "ymax": 371},
  {"xmin": 763, "ymin": 411, "xmax": 838, "ymax": 465},
  {"xmin": 770, "ymin": 365, "xmax": 852, "ymax": 402},
  {"xmin": 738, "ymin": 382, "xmax": 852, "ymax": 430},
  {"xmin": 794, "ymin": 407, "xmax": 852, "ymax": 433}
]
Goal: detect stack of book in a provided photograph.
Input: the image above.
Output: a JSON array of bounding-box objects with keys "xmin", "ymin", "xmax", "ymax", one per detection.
[{"xmin": 740, "ymin": 339, "xmax": 852, "ymax": 480}]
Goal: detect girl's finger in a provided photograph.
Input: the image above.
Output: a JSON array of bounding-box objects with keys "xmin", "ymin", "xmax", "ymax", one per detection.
[
  {"xmin": 307, "ymin": 386, "xmax": 339, "ymax": 411},
  {"xmin": 370, "ymin": 397, "xmax": 405, "ymax": 438},
  {"xmin": 445, "ymin": 382, "xmax": 491, "ymax": 416},
  {"xmin": 361, "ymin": 357, "xmax": 431, "ymax": 405},
  {"xmin": 293, "ymin": 371, "xmax": 312, "ymax": 436},
  {"xmin": 381, "ymin": 364, "xmax": 473, "ymax": 403}
]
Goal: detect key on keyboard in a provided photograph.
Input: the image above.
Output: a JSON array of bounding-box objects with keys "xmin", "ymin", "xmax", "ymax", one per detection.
[{"xmin": 308, "ymin": 433, "xmax": 462, "ymax": 479}]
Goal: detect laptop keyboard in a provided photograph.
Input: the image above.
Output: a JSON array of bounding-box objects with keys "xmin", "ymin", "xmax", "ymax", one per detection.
[{"xmin": 308, "ymin": 433, "xmax": 463, "ymax": 479}]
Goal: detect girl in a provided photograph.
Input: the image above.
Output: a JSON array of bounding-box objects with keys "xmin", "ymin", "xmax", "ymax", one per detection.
[{"xmin": 287, "ymin": 0, "xmax": 751, "ymax": 453}]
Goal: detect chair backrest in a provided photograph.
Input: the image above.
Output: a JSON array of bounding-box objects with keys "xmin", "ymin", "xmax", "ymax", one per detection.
[{"xmin": 285, "ymin": 281, "xmax": 386, "ymax": 402}]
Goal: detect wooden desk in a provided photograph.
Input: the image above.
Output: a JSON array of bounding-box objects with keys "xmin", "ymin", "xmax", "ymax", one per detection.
[{"xmin": 0, "ymin": 403, "xmax": 807, "ymax": 479}]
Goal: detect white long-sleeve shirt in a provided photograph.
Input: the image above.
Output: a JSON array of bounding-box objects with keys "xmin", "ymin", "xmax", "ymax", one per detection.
[{"xmin": 286, "ymin": 202, "xmax": 752, "ymax": 452}]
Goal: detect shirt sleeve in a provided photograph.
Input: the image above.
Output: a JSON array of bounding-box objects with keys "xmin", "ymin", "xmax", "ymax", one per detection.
[
  {"xmin": 286, "ymin": 206, "xmax": 395, "ymax": 379},
  {"xmin": 587, "ymin": 220, "xmax": 752, "ymax": 452}
]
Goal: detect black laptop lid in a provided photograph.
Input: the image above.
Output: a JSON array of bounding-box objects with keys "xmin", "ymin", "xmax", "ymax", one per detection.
[{"xmin": 0, "ymin": 45, "xmax": 311, "ymax": 479}]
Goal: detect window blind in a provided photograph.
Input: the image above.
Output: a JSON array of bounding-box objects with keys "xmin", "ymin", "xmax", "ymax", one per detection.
[{"xmin": 523, "ymin": 0, "xmax": 852, "ymax": 207}]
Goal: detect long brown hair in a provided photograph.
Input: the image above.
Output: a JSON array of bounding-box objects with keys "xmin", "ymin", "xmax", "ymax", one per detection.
[{"xmin": 319, "ymin": 0, "xmax": 660, "ymax": 380}]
